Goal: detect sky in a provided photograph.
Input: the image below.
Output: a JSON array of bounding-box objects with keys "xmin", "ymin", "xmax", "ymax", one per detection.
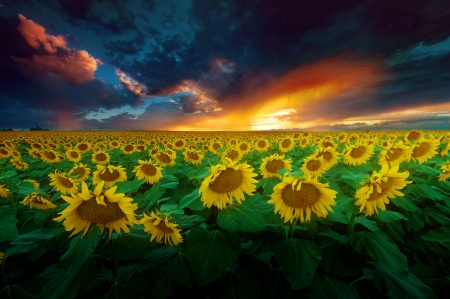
[{"xmin": 1, "ymin": 0, "xmax": 450, "ymax": 131}]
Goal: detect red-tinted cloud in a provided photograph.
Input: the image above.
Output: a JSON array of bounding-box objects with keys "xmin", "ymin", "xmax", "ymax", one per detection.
[
  {"xmin": 115, "ymin": 69, "xmax": 146, "ymax": 96},
  {"xmin": 12, "ymin": 14, "xmax": 99, "ymax": 85}
]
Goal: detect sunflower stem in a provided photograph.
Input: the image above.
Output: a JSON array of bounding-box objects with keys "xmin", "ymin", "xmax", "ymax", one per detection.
[
  {"xmin": 108, "ymin": 238, "xmax": 118, "ymax": 284},
  {"xmin": 348, "ymin": 213, "xmax": 356, "ymax": 236},
  {"xmin": 288, "ymin": 219, "xmax": 298, "ymax": 239}
]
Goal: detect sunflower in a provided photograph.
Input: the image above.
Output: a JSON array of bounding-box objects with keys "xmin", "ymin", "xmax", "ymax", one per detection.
[
  {"xmin": 406, "ymin": 130, "xmax": 424, "ymax": 142},
  {"xmin": 75, "ymin": 142, "xmax": 91, "ymax": 153},
  {"xmin": 254, "ymin": 138, "xmax": 270, "ymax": 152},
  {"xmin": 20, "ymin": 193, "xmax": 56, "ymax": 210},
  {"xmin": 0, "ymin": 147, "xmax": 12, "ymax": 158},
  {"xmin": 11, "ymin": 149, "xmax": 21, "ymax": 159},
  {"xmin": 0, "ymin": 252, "xmax": 5, "ymax": 265},
  {"xmin": 315, "ymin": 147, "xmax": 339, "ymax": 169},
  {"xmin": 66, "ymin": 149, "xmax": 82, "ymax": 162},
  {"xmin": 141, "ymin": 211, "xmax": 183, "ymax": 246},
  {"xmin": 268, "ymin": 173, "xmax": 337, "ymax": 223},
  {"xmin": 109, "ymin": 140, "xmax": 121, "ymax": 149},
  {"xmin": 209, "ymin": 140, "xmax": 223, "ymax": 155},
  {"xmin": 54, "ymin": 181, "xmax": 138, "ymax": 239},
  {"xmin": 69, "ymin": 163, "xmax": 91, "ymax": 182},
  {"xmin": 27, "ymin": 149, "xmax": 42, "ymax": 159},
  {"xmin": 237, "ymin": 141, "xmax": 252, "ymax": 155},
  {"xmin": 344, "ymin": 143, "xmax": 375, "ymax": 166},
  {"xmin": 378, "ymin": 142, "xmax": 411, "ymax": 167},
  {"xmin": 260, "ymin": 153, "xmax": 292, "ymax": 179},
  {"xmin": 122, "ymin": 143, "xmax": 136, "ymax": 155},
  {"xmin": 92, "ymin": 165, "xmax": 127, "ymax": 187},
  {"xmin": 10, "ymin": 159, "xmax": 29, "ymax": 170},
  {"xmin": 155, "ymin": 151, "xmax": 176, "ymax": 167},
  {"xmin": 41, "ymin": 149, "xmax": 60, "ymax": 163},
  {"xmin": 149, "ymin": 146, "xmax": 161, "ymax": 159},
  {"xmin": 278, "ymin": 136, "xmax": 295, "ymax": 153},
  {"xmin": 173, "ymin": 139, "xmax": 186, "ymax": 151},
  {"xmin": 301, "ymin": 155, "xmax": 329, "ymax": 178},
  {"xmin": 92, "ymin": 151, "xmax": 110, "ymax": 165},
  {"xmin": 24, "ymin": 179, "xmax": 40, "ymax": 190},
  {"xmin": 0, "ymin": 184, "xmax": 11, "ymax": 197},
  {"xmin": 184, "ymin": 150, "xmax": 205, "ymax": 165},
  {"xmin": 440, "ymin": 140, "xmax": 449, "ymax": 157},
  {"xmin": 221, "ymin": 148, "xmax": 242, "ymax": 163},
  {"xmin": 49, "ymin": 171, "xmax": 79, "ymax": 194},
  {"xmin": 354, "ymin": 165, "xmax": 412, "ymax": 216},
  {"xmin": 410, "ymin": 139, "xmax": 439, "ymax": 164},
  {"xmin": 199, "ymin": 159, "xmax": 258, "ymax": 209},
  {"xmin": 438, "ymin": 162, "xmax": 450, "ymax": 181},
  {"xmin": 133, "ymin": 160, "xmax": 163, "ymax": 184}
]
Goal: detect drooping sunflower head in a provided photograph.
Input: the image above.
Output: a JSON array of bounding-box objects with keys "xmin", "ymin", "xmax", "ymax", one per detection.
[
  {"xmin": 92, "ymin": 165, "xmax": 127, "ymax": 187},
  {"xmin": 268, "ymin": 173, "xmax": 337, "ymax": 223},
  {"xmin": 301, "ymin": 155, "xmax": 329, "ymax": 178},
  {"xmin": 314, "ymin": 147, "xmax": 339, "ymax": 168},
  {"xmin": 27, "ymin": 148, "xmax": 42, "ymax": 159},
  {"xmin": 260, "ymin": 153, "xmax": 292, "ymax": 179},
  {"xmin": 49, "ymin": 171, "xmax": 79, "ymax": 194},
  {"xmin": 410, "ymin": 139, "xmax": 439, "ymax": 164},
  {"xmin": 92, "ymin": 151, "xmax": 110, "ymax": 165},
  {"xmin": 344, "ymin": 142, "xmax": 375, "ymax": 166},
  {"xmin": 20, "ymin": 193, "xmax": 56, "ymax": 210},
  {"xmin": 0, "ymin": 184, "xmax": 11, "ymax": 198},
  {"xmin": 69, "ymin": 163, "xmax": 91, "ymax": 182},
  {"xmin": 24, "ymin": 179, "xmax": 40, "ymax": 190},
  {"xmin": 141, "ymin": 211, "xmax": 183, "ymax": 246},
  {"xmin": 133, "ymin": 160, "xmax": 163, "ymax": 184},
  {"xmin": 54, "ymin": 181, "xmax": 138, "ymax": 239},
  {"xmin": 184, "ymin": 150, "xmax": 205, "ymax": 165},
  {"xmin": 378, "ymin": 142, "xmax": 412, "ymax": 167},
  {"xmin": 199, "ymin": 159, "xmax": 258, "ymax": 209},
  {"xmin": 155, "ymin": 151, "xmax": 176, "ymax": 167},
  {"xmin": 41, "ymin": 149, "xmax": 60, "ymax": 164},
  {"xmin": 354, "ymin": 165, "xmax": 412, "ymax": 216},
  {"xmin": 10, "ymin": 159, "xmax": 29, "ymax": 170}
]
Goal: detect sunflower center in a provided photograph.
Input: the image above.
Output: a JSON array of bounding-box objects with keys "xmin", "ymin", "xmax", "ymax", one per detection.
[
  {"xmin": 282, "ymin": 182, "xmax": 321, "ymax": 208},
  {"xmin": 141, "ymin": 164, "xmax": 157, "ymax": 176},
  {"xmin": 73, "ymin": 167, "xmax": 85, "ymax": 177},
  {"xmin": 60, "ymin": 177, "xmax": 74, "ymax": 188},
  {"xmin": 175, "ymin": 141, "xmax": 183, "ymax": 147},
  {"xmin": 100, "ymin": 169, "xmax": 121, "ymax": 181},
  {"xmin": 317, "ymin": 151, "xmax": 332, "ymax": 162},
  {"xmin": 231, "ymin": 140, "xmax": 237, "ymax": 145},
  {"xmin": 306, "ymin": 159, "xmax": 321, "ymax": 171},
  {"xmin": 112, "ymin": 142, "xmax": 119, "ymax": 147},
  {"xmin": 323, "ymin": 141, "xmax": 333, "ymax": 148},
  {"xmin": 412, "ymin": 142, "xmax": 430, "ymax": 157},
  {"xmin": 157, "ymin": 153, "xmax": 172, "ymax": 164},
  {"xmin": 257, "ymin": 140, "xmax": 266, "ymax": 148},
  {"xmin": 407, "ymin": 132, "xmax": 420, "ymax": 140},
  {"xmin": 239, "ymin": 143, "xmax": 248, "ymax": 151},
  {"xmin": 282, "ymin": 139, "xmax": 291, "ymax": 148},
  {"xmin": 187, "ymin": 152, "xmax": 199, "ymax": 160},
  {"xmin": 366, "ymin": 178, "xmax": 394, "ymax": 201},
  {"xmin": 44, "ymin": 151, "xmax": 56, "ymax": 160},
  {"xmin": 350, "ymin": 146, "xmax": 366, "ymax": 158},
  {"xmin": 213, "ymin": 143, "xmax": 220, "ymax": 150},
  {"xmin": 96, "ymin": 153, "xmax": 107, "ymax": 161},
  {"xmin": 124, "ymin": 145, "xmax": 134, "ymax": 151},
  {"xmin": 387, "ymin": 148, "xmax": 403, "ymax": 161},
  {"xmin": 209, "ymin": 168, "xmax": 243, "ymax": 193},
  {"xmin": 266, "ymin": 159, "xmax": 285, "ymax": 173},
  {"xmin": 155, "ymin": 221, "xmax": 174, "ymax": 233},
  {"xmin": 78, "ymin": 144, "xmax": 88, "ymax": 151},
  {"xmin": 0, "ymin": 148, "xmax": 7, "ymax": 155},
  {"xmin": 77, "ymin": 196, "xmax": 125, "ymax": 223},
  {"xmin": 151, "ymin": 149, "xmax": 158, "ymax": 155},
  {"xmin": 32, "ymin": 144, "xmax": 42, "ymax": 149},
  {"xmin": 70, "ymin": 151, "xmax": 79, "ymax": 158},
  {"xmin": 225, "ymin": 150, "xmax": 239, "ymax": 160},
  {"xmin": 31, "ymin": 195, "xmax": 44, "ymax": 204}
]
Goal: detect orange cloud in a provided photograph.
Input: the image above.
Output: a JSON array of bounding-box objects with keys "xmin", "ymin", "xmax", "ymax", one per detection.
[
  {"xmin": 12, "ymin": 14, "xmax": 98, "ymax": 85},
  {"xmin": 115, "ymin": 69, "xmax": 146, "ymax": 96}
]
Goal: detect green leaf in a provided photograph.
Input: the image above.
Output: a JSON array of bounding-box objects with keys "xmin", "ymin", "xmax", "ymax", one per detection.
[
  {"xmin": 0, "ymin": 285, "xmax": 39, "ymax": 299},
  {"xmin": 371, "ymin": 262, "xmax": 437, "ymax": 299},
  {"xmin": 60, "ymin": 226, "xmax": 101, "ymax": 271},
  {"xmin": 141, "ymin": 184, "xmax": 165, "ymax": 211},
  {"xmin": 274, "ymin": 238, "xmax": 321, "ymax": 290},
  {"xmin": 408, "ymin": 184, "xmax": 444, "ymax": 201},
  {"xmin": 185, "ymin": 227, "xmax": 241, "ymax": 286},
  {"xmin": 152, "ymin": 270, "xmax": 173, "ymax": 299},
  {"xmin": 167, "ymin": 252, "xmax": 195, "ymax": 288},
  {"xmin": 263, "ymin": 269, "xmax": 294, "ymax": 299},
  {"xmin": 375, "ymin": 210, "xmax": 407, "ymax": 222},
  {"xmin": 175, "ymin": 213, "xmax": 208, "ymax": 229},
  {"xmin": 256, "ymin": 178, "xmax": 281, "ymax": 193},
  {"xmin": 319, "ymin": 241, "xmax": 362, "ymax": 277},
  {"xmin": 422, "ymin": 207, "xmax": 450, "ymax": 226},
  {"xmin": 0, "ymin": 206, "xmax": 19, "ymax": 242},
  {"xmin": 217, "ymin": 202, "xmax": 266, "ymax": 233},
  {"xmin": 421, "ymin": 227, "xmax": 450, "ymax": 243},
  {"xmin": 178, "ymin": 188, "xmax": 204, "ymax": 211},
  {"xmin": 111, "ymin": 226, "xmax": 157, "ymax": 261},
  {"xmin": 218, "ymin": 270, "xmax": 261, "ymax": 299},
  {"xmin": 349, "ymin": 230, "xmax": 408, "ymax": 274},
  {"xmin": 354, "ymin": 215, "xmax": 378, "ymax": 231},
  {"xmin": 409, "ymin": 263, "xmax": 450, "ymax": 290},
  {"xmin": 115, "ymin": 179, "xmax": 144, "ymax": 194},
  {"xmin": 309, "ymin": 274, "xmax": 360, "ymax": 299},
  {"xmin": 0, "ymin": 170, "xmax": 17, "ymax": 179},
  {"xmin": 143, "ymin": 246, "xmax": 178, "ymax": 265},
  {"xmin": 317, "ymin": 230, "xmax": 348, "ymax": 244}
]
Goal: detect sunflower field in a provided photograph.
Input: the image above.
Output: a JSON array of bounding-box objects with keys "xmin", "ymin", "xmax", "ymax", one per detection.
[{"xmin": 0, "ymin": 130, "xmax": 450, "ymax": 299}]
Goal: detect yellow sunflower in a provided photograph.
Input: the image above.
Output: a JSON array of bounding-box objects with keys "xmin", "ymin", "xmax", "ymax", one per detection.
[
  {"xmin": 378, "ymin": 142, "xmax": 411, "ymax": 167},
  {"xmin": 27, "ymin": 149, "xmax": 42, "ymax": 159},
  {"xmin": 92, "ymin": 165, "xmax": 127, "ymax": 187},
  {"xmin": 69, "ymin": 163, "xmax": 91, "ymax": 182},
  {"xmin": 315, "ymin": 147, "xmax": 339, "ymax": 169},
  {"xmin": 54, "ymin": 181, "xmax": 138, "ymax": 239},
  {"xmin": 155, "ymin": 151, "xmax": 176, "ymax": 167},
  {"xmin": 133, "ymin": 160, "xmax": 163, "ymax": 184},
  {"xmin": 173, "ymin": 139, "xmax": 186, "ymax": 151},
  {"xmin": 41, "ymin": 149, "xmax": 60, "ymax": 163},
  {"xmin": 0, "ymin": 147, "xmax": 12, "ymax": 158},
  {"xmin": 354, "ymin": 165, "xmax": 412, "ymax": 216},
  {"xmin": 199, "ymin": 159, "xmax": 258, "ymax": 209},
  {"xmin": 209, "ymin": 140, "xmax": 223, "ymax": 155},
  {"xmin": 109, "ymin": 140, "xmax": 121, "ymax": 149},
  {"xmin": 301, "ymin": 155, "xmax": 329, "ymax": 178},
  {"xmin": 24, "ymin": 179, "xmax": 40, "ymax": 190},
  {"xmin": 20, "ymin": 193, "xmax": 56, "ymax": 210},
  {"xmin": 440, "ymin": 140, "xmax": 449, "ymax": 157},
  {"xmin": 410, "ymin": 139, "xmax": 439, "ymax": 164},
  {"xmin": 260, "ymin": 153, "xmax": 292, "ymax": 179},
  {"xmin": 0, "ymin": 184, "xmax": 11, "ymax": 197},
  {"xmin": 268, "ymin": 173, "xmax": 337, "ymax": 223},
  {"xmin": 221, "ymin": 148, "xmax": 242, "ymax": 163},
  {"xmin": 141, "ymin": 211, "xmax": 183, "ymax": 246},
  {"xmin": 278, "ymin": 136, "xmax": 295, "ymax": 153},
  {"xmin": 66, "ymin": 149, "xmax": 82, "ymax": 162},
  {"xmin": 149, "ymin": 146, "xmax": 160, "ymax": 159},
  {"xmin": 122, "ymin": 143, "xmax": 136, "ymax": 155},
  {"xmin": 438, "ymin": 163, "xmax": 450, "ymax": 181},
  {"xmin": 344, "ymin": 143, "xmax": 375, "ymax": 166},
  {"xmin": 237, "ymin": 141, "xmax": 252, "ymax": 155},
  {"xmin": 254, "ymin": 138, "xmax": 270, "ymax": 152},
  {"xmin": 49, "ymin": 171, "xmax": 79, "ymax": 194},
  {"xmin": 92, "ymin": 151, "xmax": 110, "ymax": 165},
  {"xmin": 75, "ymin": 142, "xmax": 91, "ymax": 153},
  {"xmin": 406, "ymin": 130, "xmax": 424, "ymax": 142},
  {"xmin": 10, "ymin": 159, "xmax": 29, "ymax": 170},
  {"xmin": 184, "ymin": 150, "xmax": 205, "ymax": 165}
]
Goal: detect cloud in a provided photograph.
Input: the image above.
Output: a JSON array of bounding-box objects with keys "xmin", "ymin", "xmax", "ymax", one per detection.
[
  {"xmin": 115, "ymin": 69, "xmax": 146, "ymax": 96},
  {"xmin": 11, "ymin": 14, "xmax": 99, "ymax": 85}
]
